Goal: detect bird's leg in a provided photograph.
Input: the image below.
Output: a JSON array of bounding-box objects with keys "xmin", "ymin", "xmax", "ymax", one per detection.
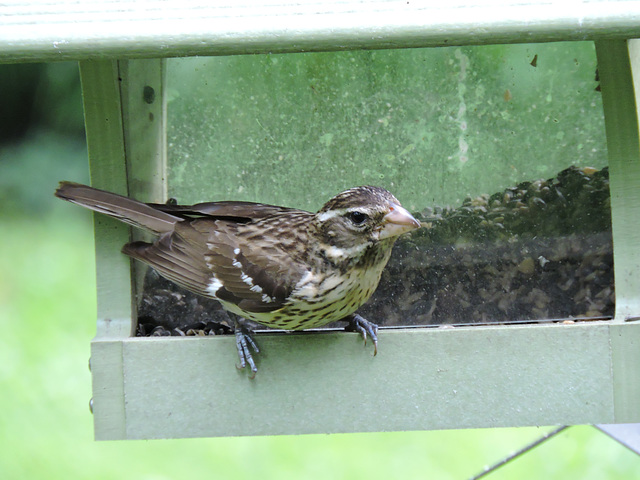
[
  {"xmin": 344, "ymin": 313, "xmax": 378, "ymax": 356},
  {"xmin": 231, "ymin": 316, "xmax": 260, "ymax": 378}
]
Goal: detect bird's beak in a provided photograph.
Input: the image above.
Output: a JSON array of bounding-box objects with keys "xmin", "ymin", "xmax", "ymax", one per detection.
[{"xmin": 377, "ymin": 203, "xmax": 422, "ymax": 240}]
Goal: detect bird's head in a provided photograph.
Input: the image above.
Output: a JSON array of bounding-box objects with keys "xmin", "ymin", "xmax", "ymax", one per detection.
[{"xmin": 313, "ymin": 186, "xmax": 421, "ymax": 262}]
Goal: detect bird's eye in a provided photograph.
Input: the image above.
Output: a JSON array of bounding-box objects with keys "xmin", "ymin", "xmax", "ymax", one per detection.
[{"xmin": 347, "ymin": 211, "xmax": 368, "ymax": 225}]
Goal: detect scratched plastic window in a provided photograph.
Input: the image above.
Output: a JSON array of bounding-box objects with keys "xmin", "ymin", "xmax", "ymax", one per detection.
[{"xmin": 137, "ymin": 42, "xmax": 612, "ymax": 333}]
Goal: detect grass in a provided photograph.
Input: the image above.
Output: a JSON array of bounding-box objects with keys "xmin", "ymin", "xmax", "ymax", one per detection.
[{"xmin": 0, "ymin": 135, "xmax": 638, "ymax": 479}]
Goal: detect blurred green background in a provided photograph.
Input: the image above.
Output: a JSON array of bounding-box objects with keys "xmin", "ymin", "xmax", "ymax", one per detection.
[{"xmin": 1, "ymin": 59, "xmax": 639, "ymax": 479}]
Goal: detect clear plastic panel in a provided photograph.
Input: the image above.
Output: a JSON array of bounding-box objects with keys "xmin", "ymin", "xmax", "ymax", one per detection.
[{"xmin": 136, "ymin": 42, "xmax": 612, "ymax": 335}]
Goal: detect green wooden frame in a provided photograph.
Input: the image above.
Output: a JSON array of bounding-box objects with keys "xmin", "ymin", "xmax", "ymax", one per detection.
[
  {"xmin": 83, "ymin": 40, "xmax": 640, "ymax": 441},
  {"xmin": 2, "ymin": 1, "xmax": 639, "ymax": 440},
  {"xmin": 3, "ymin": 1, "xmax": 640, "ymax": 62}
]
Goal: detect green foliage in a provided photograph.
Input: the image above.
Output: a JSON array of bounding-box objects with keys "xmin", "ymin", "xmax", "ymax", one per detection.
[
  {"xmin": 0, "ymin": 130, "xmax": 88, "ymax": 215},
  {"xmin": 0, "ymin": 62, "xmax": 84, "ymax": 143}
]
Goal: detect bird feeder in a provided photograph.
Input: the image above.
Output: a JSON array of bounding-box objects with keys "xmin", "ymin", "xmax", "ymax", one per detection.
[{"xmin": 3, "ymin": 1, "xmax": 640, "ymax": 440}]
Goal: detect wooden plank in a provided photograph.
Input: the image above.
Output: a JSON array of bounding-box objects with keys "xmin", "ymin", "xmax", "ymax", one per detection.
[
  {"xmin": 3, "ymin": 1, "xmax": 640, "ymax": 62},
  {"xmin": 611, "ymin": 323, "xmax": 640, "ymax": 423},
  {"xmin": 91, "ymin": 340, "xmax": 126, "ymax": 440},
  {"xmin": 80, "ymin": 60, "xmax": 133, "ymax": 439},
  {"xmin": 118, "ymin": 59, "xmax": 168, "ymax": 296},
  {"xmin": 119, "ymin": 323, "xmax": 615, "ymax": 439},
  {"xmin": 119, "ymin": 59, "xmax": 168, "ymax": 203},
  {"xmin": 82, "ymin": 59, "xmax": 172, "ymax": 439},
  {"xmin": 594, "ymin": 39, "xmax": 640, "ymax": 427},
  {"xmin": 595, "ymin": 40, "xmax": 640, "ymax": 319},
  {"xmin": 79, "ymin": 60, "xmax": 135, "ymax": 339}
]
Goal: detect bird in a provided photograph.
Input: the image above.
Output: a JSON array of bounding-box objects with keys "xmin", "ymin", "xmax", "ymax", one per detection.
[{"xmin": 55, "ymin": 182, "xmax": 421, "ymax": 376}]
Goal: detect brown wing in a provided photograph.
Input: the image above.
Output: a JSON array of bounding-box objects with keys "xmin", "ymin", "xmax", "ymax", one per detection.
[
  {"xmin": 123, "ymin": 229, "xmax": 214, "ymax": 298},
  {"xmin": 193, "ymin": 212, "xmax": 312, "ymax": 313},
  {"xmin": 123, "ymin": 212, "xmax": 313, "ymax": 314}
]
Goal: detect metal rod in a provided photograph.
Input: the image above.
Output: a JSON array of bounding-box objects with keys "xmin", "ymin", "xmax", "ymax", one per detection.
[{"xmin": 469, "ymin": 426, "xmax": 570, "ymax": 480}]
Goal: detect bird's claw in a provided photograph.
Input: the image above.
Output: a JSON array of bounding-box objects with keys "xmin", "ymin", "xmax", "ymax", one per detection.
[
  {"xmin": 345, "ymin": 314, "xmax": 379, "ymax": 356},
  {"xmin": 235, "ymin": 326, "xmax": 259, "ymax": 378}
]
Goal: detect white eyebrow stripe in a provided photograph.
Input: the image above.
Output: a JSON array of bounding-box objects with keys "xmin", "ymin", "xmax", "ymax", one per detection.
[
  {"xmin": 316, "ymin": 208, "xmax": 347, "ymax": 222},
  {"xmin": 318, "ymin": 206, "xmax": 374, "ymax": 223}
]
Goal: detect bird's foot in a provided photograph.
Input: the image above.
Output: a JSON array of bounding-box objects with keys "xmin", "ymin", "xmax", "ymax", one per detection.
[
  {"xmin": 234, "ymin": 324, "xmax": 260, "ymax": 378},
  {"xmin": 344, "ymin": 314, "xmax": 378, "ymax": 356}
]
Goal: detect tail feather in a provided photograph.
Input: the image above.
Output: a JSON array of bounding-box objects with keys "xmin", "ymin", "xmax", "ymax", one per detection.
[{"xmin": 55, "ymin": 181, "xmax": 180, "ymax": 235}]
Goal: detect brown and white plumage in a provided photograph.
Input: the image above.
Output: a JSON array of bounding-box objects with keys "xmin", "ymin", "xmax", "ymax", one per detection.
[{"xmin": 55, "ymin": 182, "xmax": 421, "ymax": 375}]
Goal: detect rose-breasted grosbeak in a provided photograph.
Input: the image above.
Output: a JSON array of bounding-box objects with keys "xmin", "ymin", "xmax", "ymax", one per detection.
[{"xmin": 56, "ymin": 182, "xmax": 421, "ymax": 375}]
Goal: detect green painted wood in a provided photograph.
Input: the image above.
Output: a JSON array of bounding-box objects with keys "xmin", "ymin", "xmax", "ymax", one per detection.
[
  {"xmin": 80, "ymin": 60, "xmax": 133, "ymax": 440},
  {"xmin": 90, "ymin": 340, "xmax": 126, "ymax": 440},
  {"xmin": 596, "ymin": 39, "xmax": 640, "ymax": 424},
  {"xmin": 595, "ymin": 40, "xmax": 640, "ymax": 319},
  {"xmin": 117, "ymin": 323, "xmax": 615, "ymax": 439},
  {"xmin": 118, "ymin": 59, "xmax": 169, "ymax": 296},
  {"xmin": 610, "ymin": 323, "xmax": 640, "ymax": 423},
  {"xmin": 79, "ymin": 60, "xmax": 134, "ymax": 339},
  {"xmin": 119, "ymin": 59, "xmax": 168, "ymax": 203},
  {"xmin": 82, "ymin": 59, "xmax": 170, "ymax": 440},
  {"xmin": 3, "ymin": 1, "xmax": 640, "ymax": 63}
]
